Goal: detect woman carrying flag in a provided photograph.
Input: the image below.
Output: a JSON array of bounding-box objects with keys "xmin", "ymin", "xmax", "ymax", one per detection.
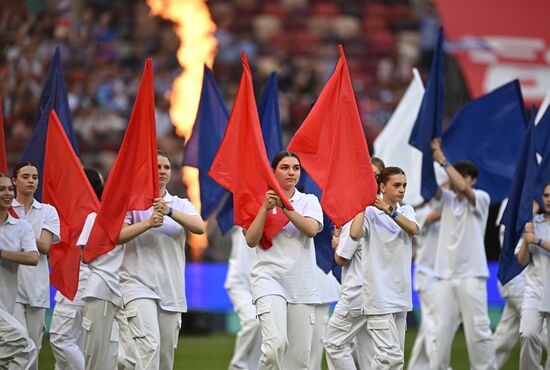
[
  {"xmin": 11, "ymin": 162, "xmax": 60, "ymax": 370},
  {"xmin": 118, "ymin": 150, "xmax": 205, "ymax": 370},
  {"xmin": 245, "ymin": 150, "xmax": 324, "ymax": 370}
]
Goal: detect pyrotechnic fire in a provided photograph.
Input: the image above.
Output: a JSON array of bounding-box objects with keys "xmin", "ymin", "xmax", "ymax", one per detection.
[{"xmin": 147, "ymin": 0, "xmax": 217, "ymax": 260}]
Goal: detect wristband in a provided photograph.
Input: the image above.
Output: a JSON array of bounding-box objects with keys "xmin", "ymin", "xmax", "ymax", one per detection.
[
  {"xmin": 538, "ymin": 238, "xmax": 543, "ymax": 246},
  {"xmin": 387, "ymin": 206, "xmax": 394, "ymax": 216},
  {"xmin": 439, "ymin": 159, "xmax": 450, "ymax": 168},
  {"xmin": 391, "ymin": 210, "xmax": 399, "ymax": 219},
  {"xmin": 167, "ymin": 207, "xmax": 173, "ymax": 217}
]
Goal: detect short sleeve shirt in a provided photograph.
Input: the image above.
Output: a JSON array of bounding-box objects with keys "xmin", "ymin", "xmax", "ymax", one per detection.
[
  {"xmin": 251, "ymin": 190, "xmax": 324, "ymax": 304},
  {"xmin": 120, "ymin": 192, "xmax": 199, "ymax": 313},
  {"xmin": 0, "ymin": 215, "xmax": 37, "ymax": 313}
]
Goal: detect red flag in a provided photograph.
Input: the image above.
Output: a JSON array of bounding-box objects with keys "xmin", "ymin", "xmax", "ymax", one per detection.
[
  {"xmin": 209, "ymin": 53, "xmax": 293, "ymax": 249},
  {"xmin": 288, "ymin": 45, "xmax": 377, "ymax": 227},
  {"xmin": 0, "ymin": 96, "xmax": 7, "ymax": 173},
  {"xmin": 83, "ymin": 59, "xmax": 159, "ymax": 262},
  {"xmin": 43, "ymin": 111, "xmax": 100, "ymax": 299}
]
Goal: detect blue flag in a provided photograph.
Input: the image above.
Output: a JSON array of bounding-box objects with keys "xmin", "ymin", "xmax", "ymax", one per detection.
[
  {"xmin": 183, "ymin": 66, "xmax": 229, "ymax": 220},
  {"xmin": 442, "ymin": 80, "xmax": 526, "ymax": 204},
  {"xmin": 409, "ymin": 27, "xmax": 445, "ymax": 201},
  {"xmin": 498, "ymin": 107, "xmax": 537, "ymax": 285},
  {"xmin": 534, "ymin": 106, "xmax": 550, "ymax": 206},
  {"xmin": 216, "ymin": 72, "xmax": 283, "ymax": 234},
  {"xmin": 21, "ymin": 47, "xmax": 79, "ymax": 201}
]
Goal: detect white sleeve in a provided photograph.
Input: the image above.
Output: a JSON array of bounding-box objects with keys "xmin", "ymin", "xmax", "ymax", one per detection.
[
  {"xmin": 302, "ymin": 194, "xmax": 324, "ymax": 232},
  {"xmin": 336, "ymin": 222, "xmax": 359, "ymax": 260},
  {"xmin": 472, "ymin": 190, "xmax": 491, "ymax": 217},
  {"xmin": 20, "ymin": 221, "xmax": 38, "ymax": 253},
  {"xmin": 176, "ymin": 198, "xmax": 200, "ymax": 216},
  {"xmin": 43, "ymin": 205, "xmax": 61, "ymax": 243},
  {"xmin": 123, "ymin": 211, "xmax": 133, "ymax": 225},
  {"xmin": 77, "ymin": 213, "xmax": 97, "ymax": 247},
  {"xmin": 400, "ymin": 205, "xmax": 421, "ymax": 234}
]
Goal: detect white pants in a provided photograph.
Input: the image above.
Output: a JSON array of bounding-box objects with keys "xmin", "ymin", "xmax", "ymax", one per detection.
[
  {"xmin": 116, "ymin": 307, "xmax": 137, "ymax": 370},
  {"xmin": 432, "ymin": 277, "xmax": 496, "ymax": 370},
  {"xmin": 125, "ymin": 298, "xmax": 181, "ymax": 370},
  {"xmin": 83, "ymin": 299, "xmax": 118, "ymax": 370},
  {"xmin": 324, "ymin": 311, "xmax": 405, "ymax": 370},
  {"xmin": 0, "ymin": 306, "xmax": 36, "ymax": 370},
  {"xmin": 309, "ymin": 303, "xmax": 330, "ymax": 370},
  {"xmin": 255, "ymin": 295, "xmax": 315, "ymax": 370},
  {"xmin": 227, "ymin": 288, "xmax": 261, "ymax": 370},
  {"xmin": 49, "ymin": 301, "xmax": 84, "ymax": 370},
  {"xmin": 519, "ymin": 308, "xmax": 550, "ymax": 370},
  {"xmin": 13, "ymin": 303, "xmax": 44, "ymax": 370}
]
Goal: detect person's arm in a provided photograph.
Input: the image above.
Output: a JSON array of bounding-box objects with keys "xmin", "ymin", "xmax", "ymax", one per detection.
[
  {"xmin": 280, "ymin": 207, "xmax": 320, "ymax": 238},
  {"xmin": 349, "ymin": 211, "xmax": 365, "ymax": 241},
  {"xmin": 245, "ymin": 191, "xmax": 278, "ymax": 247},
  {"xmin": 335, "ymin": 223, "xmax": 357, "ymax": 267},
  {"xmin": 374, "ymin": 197, "xmax": 418, "ymax": 236},
  {"xmin": 432, "ymin": 138, "xmax": 476, "ymax": 204},
  {"xmin": 0, "ymin": 250, "xmax": 39, "ymax": 266},
  {"xmin": 518, "ymin": 222, "xmax": 534, "ymax": 266},
  {"xmin": 36, "ymin": 229, "xmax": 53, "ymax": 254},
  {"xmin": 154, "ymin": 198, "xmax": 205, "ymax": 235},
  {"xmin": 118, "ymin": 212, "xmax": 164, "ymax": 244}
]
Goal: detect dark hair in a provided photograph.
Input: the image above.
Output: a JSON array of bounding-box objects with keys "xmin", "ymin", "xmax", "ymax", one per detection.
[
  {"xmin": 453, "ymin": 161, "xmax": 478, "ymax": 179},
  {"xmin": 157, "ymin": 150, "xmax": 170, "ymax": 162},
  {"xmin": 84, "ymin": 168, "xmax": 104, "ymax": 201},
  {"xmin": 12, "ymin": 161, "xmax": 37, "ymax": 178},
  {"xmin": 271, "ymin": 150, "xmax": 301, "ymax": 170},
  {"xmin": 378, "ymin": 166, "xmax": 406, "ymax": 186},
  {"xmin": 371, "ymin": 157, "xmax": 385, "ymax": 174},
  {"xmin": 0, "ymin": 172, "xmax": 8, "ymax": 179}
]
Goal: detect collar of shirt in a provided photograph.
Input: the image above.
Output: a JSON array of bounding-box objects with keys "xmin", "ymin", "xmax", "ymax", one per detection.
[
  {"xmin": 289, "ymin": 188, "xmax": 303, "ymax": 204},
  {"xmin": 163, "ymin": 191, "xmax": 174, "ymax": 203},
  {"xmin": 1, "ymin": 214, "xmax": 18, "ymax": 225},
  {"xmin": 534, "ymin": 214, "xmax": 548, "ymax": 224},
  {"xmin": 12, "ymin": 198, "xmax": 43, "ymax": 210},
  {"xmin": 374, "ymin": 202, "xmax": 402, "ymax": 216}
]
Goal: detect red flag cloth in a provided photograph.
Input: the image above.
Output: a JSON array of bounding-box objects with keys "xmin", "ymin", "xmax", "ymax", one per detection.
[
  {"xmin": 43, "ymin": 111, "xmax": 100, "ymax": 300},
  {"xmin": 288, "ymin": 45, "xmax": 377, "ymax": 227},
  {"xmin": 209, "ymin": 52, "xmax": 293, "ymax": 249},
  {"xmin": 83, "ymin": 59, "xmax": 159, "ymax": 262},
  {"xmin": 0, "ymin": 96, "xmax": 7, "ymax": 173}
]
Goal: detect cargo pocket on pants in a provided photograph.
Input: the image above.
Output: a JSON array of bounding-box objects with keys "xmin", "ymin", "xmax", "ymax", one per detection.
[{"xmin": 125, "ymin": 308, "xmax": 146, "ymax": 339}]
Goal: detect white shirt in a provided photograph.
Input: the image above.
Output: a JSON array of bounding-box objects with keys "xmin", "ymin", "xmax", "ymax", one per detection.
[
  {"xmin": 516, "ymin": 214, "xmax": 550, "ymax": 312},
  {"xmin": 361, "ymin": 204, "xmax": 418, "ymax": 315},
  {"xmin": 0, "ymin": 214, "xmax": 37, "ymax": 313},
  {"xmin": 413, "ymin": 203, "xmax": 440, "ymax": 292},
  {"xmin": 54, "ymin": 263, "xmax": 90, "ymax": 306},
  {"xmin": 12, "ymin": 199, "xmax": 60, "ymax": 308},
  {"xmin": 315, "ymin": 266, "xmax": 341, "ymax": 304},
  {"xmin": 334, "ymin": 222, "xmax": 364, "ymax": 316},
  {"xmin": 251, "ymin": 190, "xmax": 324, "ymax": 304},
  {"xmin": 120, "ymin": 192, "xmax": 199, "ymax": 313},
  {"xmin": 78, "ymin": 213, "xmax": 123, "ymax": 307},
  {"xmin": 433, "ymin": 188, "xmax": 490, "ymax": 279},
  {"xmin": 224, "ymin": 227, "xmax": 255, "ymax": 293}
]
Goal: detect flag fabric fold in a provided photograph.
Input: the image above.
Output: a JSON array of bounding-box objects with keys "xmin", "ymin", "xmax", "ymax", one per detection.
[
  {"xmin": 183, "ymin": 66, "xmax": 229, "ymax": 220},
  {"xmin": 83, "ymin": 59, "xmax": 159, "ymax": 262},
  {"xmin": 498, "ymin": 107, "xmax": 538, "ymax": 285},
  {"xmin": 216, "ymin": 72, "xmax": 283, "ymax": 235},
  {"xmin": 43, "ymin": 111, "xmax": 100, "ymax": 299},
  {"xmin": 374, "ymin": 69, "xmax": 425, "ymax": 206},
  {"xmin": 442, "ymin": 80, "xmax": 526, "ymax": 204},
  {"xmin": 0, "ymin": 96, "xmax": 6, "ymax": 173},
  {"xmin": 287, "ymin": 45, "xmax": 377, "ymax": 227},
  {"xmin": 409, "ymin": 27, "xmax": 445, "ymax": 201},
  {"xmin": 209, "ymin": 53, "xmax": 292, "ymax": 249},
  {"xmin": 20, "ymin": 47, "xmax": 79, "ymax": 201}
]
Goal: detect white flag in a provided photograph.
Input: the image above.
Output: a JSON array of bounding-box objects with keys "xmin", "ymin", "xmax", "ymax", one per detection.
[{"xmin": 374, "ymin": 69, "xmax": 425, "ymax": 206}]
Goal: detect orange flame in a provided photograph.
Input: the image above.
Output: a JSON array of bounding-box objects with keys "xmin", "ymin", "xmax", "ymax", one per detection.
[{"xmin": 147, "ymin": 0, "xmax": 217, "ymax": 260}]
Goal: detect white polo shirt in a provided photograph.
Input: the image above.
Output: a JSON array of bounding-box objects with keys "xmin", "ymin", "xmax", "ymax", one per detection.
[
  {"xmin": 361, "ymin": 204, "xmax": 418, "ymax": 315},
  {"xmin": 316, "ymin": 265, "xmax": 341, "ymax": 305},
  {"xmin": 515, "ymin": 214, "xmax": 550, "ymax": 312},
  {"xmin": 0, "ymin": 214, "xmax": 37, "ymax": 313},
  {"xmin": 433, "ymin": 189, "xmax": 490, "ymax": 280},
  {"xmin": 413, "ymin": 203, "xmax": 440, "ymax": 292},
  {"xmin": 334, "ymin": 222, "xmax": 364, "ymax": 317},
  {"xmin": 78, "ymin": 213, "xmax": 123, "ymax": 307},
  {"xmin": 224, "ymin": 227, "xmax": 256, "ymax": 293},
  {"xmin": 12, "ymin": 199, "xmax": 60, "ymax": 308},
  {"xmin": 251, "ymin": 190, "xmax": 323, "ymax": 305},
  {"xmin": 120, "ymin": 192, "xmax": 199, "ymax": 313}
]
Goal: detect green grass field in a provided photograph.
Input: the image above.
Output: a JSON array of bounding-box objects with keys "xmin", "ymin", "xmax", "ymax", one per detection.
[{"xmin": 37, "ymin": 329, "xmax": 523, "ymax": 369}]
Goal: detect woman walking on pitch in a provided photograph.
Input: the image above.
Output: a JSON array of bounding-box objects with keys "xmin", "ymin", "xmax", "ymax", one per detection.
[
  {"xmin": 11, "ymin": 162, "xmax": 60, "ymax": 370},
  {"xmin": 246, "ymin": 150, "xmax": 324, "ymax": 370},
  {"xmin": 118, "ymin": 151, "xmax": 205, "ymax": 370}
]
